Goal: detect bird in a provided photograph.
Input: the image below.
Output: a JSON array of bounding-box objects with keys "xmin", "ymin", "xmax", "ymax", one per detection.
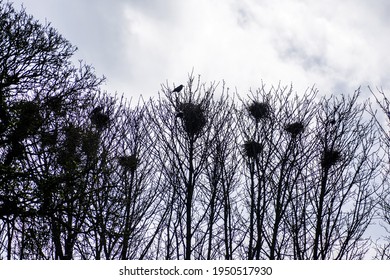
[{"xmin": 172, "ymin": 84, "xmax": 184, "ymax": 93}]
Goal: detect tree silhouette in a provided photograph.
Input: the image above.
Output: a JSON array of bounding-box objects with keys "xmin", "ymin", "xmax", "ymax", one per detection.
[
  {"xmin": 0, "ymin": 1, "xmax": 103, "ymax": 259},
  {"xmin": 369, "ymin": 87, "xmax": 390, "ymax": 259},
  {"xmin": 0, "ymin": 1, "xmax": 386, "ymax": 260}
]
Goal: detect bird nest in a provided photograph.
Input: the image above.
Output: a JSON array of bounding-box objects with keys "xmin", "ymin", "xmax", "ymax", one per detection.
[
  {"xmin": 243, "ymin": 140, "xmax": 263, "ymax": 158},
  {"xmin": 285, "ymin": 121, "xmax": 305, "ymax": 137},
  {"xmin": 118, "ymin": 154, "xmax": 138, "ymax": 172},
  {"xmin": 321, "ymin": 149, "xmax": 342, "ymax": 168},
  {"xmin": 176, "ymin": 102, "xmax": 206, "ymax": 136},
  {"xmin": 46, "ymin": 96, "xmax": 63, "ymax": 114},
  {"xmin": 248, "ymin": 101, "xmax": 271, "ymax": 122},
  {"xmin": 90, "ymin": 107, "xmax": 110, "ymax": 130}
]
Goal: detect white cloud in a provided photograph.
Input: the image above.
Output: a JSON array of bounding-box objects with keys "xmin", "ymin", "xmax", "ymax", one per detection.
[{"xmin": 8, "ymin": 0, "xmax": 390, "ymax": 100}]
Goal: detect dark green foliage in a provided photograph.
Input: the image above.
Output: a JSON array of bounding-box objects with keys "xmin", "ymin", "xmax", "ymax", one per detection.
[
  {"xmin": 0, "ymin": 73, "xmax": 19, "ymax": 88},
  {"xmin": 0, "ymin": 92, "xmax": 9, "ymax": 134},
  {"xmin": 63, "ymin": 124, "xmax": 82, "ymax": 154},
  {"xmin": 0, "ymin": 196, "xmax": 19, "ymax": 216},
  {"xmin": 57, "ymin": 124, "xmax": 83, "ymax": 169},
  {"xmin": 4, "ymin": 141, "xmax": 24, "ymax": 164},
  {"xmin": 11, "ymin": 100, "xmax": 42, "ymax": 141},
  {"xmin": 40, "ymin": 131, "xmax": 57, "ymax": 147},
  {"xmin": 81, "ymin": 130, "xmax": 100, "ymax": 159},
  {"xmin": 36, "ymin": 176, "xmax": 60, "ymax": 215}
]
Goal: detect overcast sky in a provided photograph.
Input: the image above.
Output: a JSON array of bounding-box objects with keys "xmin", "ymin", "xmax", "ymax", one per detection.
[{"xmin": 9, "ymin": 0, "xmax": 390, "ymax": 101}]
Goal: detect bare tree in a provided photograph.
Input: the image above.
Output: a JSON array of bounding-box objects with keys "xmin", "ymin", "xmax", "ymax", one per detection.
[
  {"xmin": 236, "ymin": 84, "xmax": 318, "ymax": 259},
  {"xmin": 148, "ymin": 75, "xmax": 231, "ymax": 259},
  {"xmin": 369, "ymin": 87, "xmax": 390, "ymax": 259},
  {"xmin": 0, "ymin": 1, "xmax": 103, "ymax": 259},
  {"xmin": 307, "ymin": 89, "xmax": 380, "ymax": 259},
  {"xmin": 0, "ymin": 1, "xmax": 383, "ymax": 260}
]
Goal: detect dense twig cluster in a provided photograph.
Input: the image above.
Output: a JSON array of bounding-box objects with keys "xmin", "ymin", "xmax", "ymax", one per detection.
[
  {"xmin": 321, "ymin": 149, "xmax": 342, "ymax": 168},
  {"xmin": 285, "ymin": 121, "xmax": 305, "ymax": 137},
  {"xmin": 243, "ymin": 140, "xmax": 263, "ymax": 158},
  {"xmin": 176, "ymin": 102, "xmax": 206, "ymax": 136},
  {"xmin": 248, "ymin": 101, "xmax": 271, "ymax": 121}
]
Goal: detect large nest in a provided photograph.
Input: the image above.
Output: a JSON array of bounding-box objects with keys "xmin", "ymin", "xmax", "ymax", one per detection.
[
  {"xmin": 90, "ymin": 106, "xmax": 110, "ymax": 130},
  {"xmin": 321, "ymin": 149, "xmax": 342, "ymax": 168},
  {"xmin": 285, "ymin": 121, "xmax": 305, "ymax": 137},
  {"xmin": 46, "ymin": 96, "xmax": 63, "ymax": 114},
  {"xmin": 177, "ymin": 102, "xmax": 206, "ymax": 136},
  {"xmin": 118, "ymin": 154, "xmax": 138, "ymax": 172},
  {"xmin": 248, "ymin": 101, "xmax": 271, "ymax": 122},
  {"xmin": 243, "ymin": 140, "xmax": 263, "ymax": 158}
]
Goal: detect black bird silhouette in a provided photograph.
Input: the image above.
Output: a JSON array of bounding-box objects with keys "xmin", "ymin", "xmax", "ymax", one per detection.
[{"xmin": 172, "ymin": 85, "xmax": 184, "ymax": 93}]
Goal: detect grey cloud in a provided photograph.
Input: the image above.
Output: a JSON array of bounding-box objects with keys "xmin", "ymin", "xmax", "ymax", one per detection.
[
  {"xmin": 276, "ymin": 40, "xmax": 328, "ymax": 73},
  {"xmin": 9, "ymin": 0, "xmax": 390, "ymax": 99},
  {"xmin": 123, "ymin": 0, "xmax": 177, "ymax": 21},
  {"xmin": 232, "ymin": 2, "xmax": 255, "ymax": 28}
]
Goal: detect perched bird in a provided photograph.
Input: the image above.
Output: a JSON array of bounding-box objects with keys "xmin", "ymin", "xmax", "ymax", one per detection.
[{"xmin": 172, "ymin": 84, "xmax": 184, "ymax": 93}]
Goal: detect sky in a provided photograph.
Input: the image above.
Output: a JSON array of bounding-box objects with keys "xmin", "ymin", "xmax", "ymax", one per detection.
[{"xmin": 8, "ymin": 0, "xmax": 390, "ymax": 102}]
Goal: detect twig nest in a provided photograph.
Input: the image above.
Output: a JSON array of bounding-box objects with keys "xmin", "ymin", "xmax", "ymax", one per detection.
[
  {"xmin": 90, "ymin": 106, "xmax": 110, "ymax": 130},
  {"xmin": 243, "ymin": 140, "xmax": 263, "ymax": 158},
  {"xmin": 118, "ymin": 154, "xmax": 138, "ymax": 172},
  {"xmin": 177, "ymin": 102, "xmax": 206, "ymax": 136},
  {"xmin": 285, "ymin": 121, "xmax": 305, "ymax": 137},
  {"xmin": 321, "ymin": 149, "xmax": 341, "ymax": 168},
  {"xmin": 46, "ymin": 96, "xmax": 63, "ymax": 114},
  {"xmin": 248, "ymin": 101, "xmax": 271, "ymax": 122}
]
